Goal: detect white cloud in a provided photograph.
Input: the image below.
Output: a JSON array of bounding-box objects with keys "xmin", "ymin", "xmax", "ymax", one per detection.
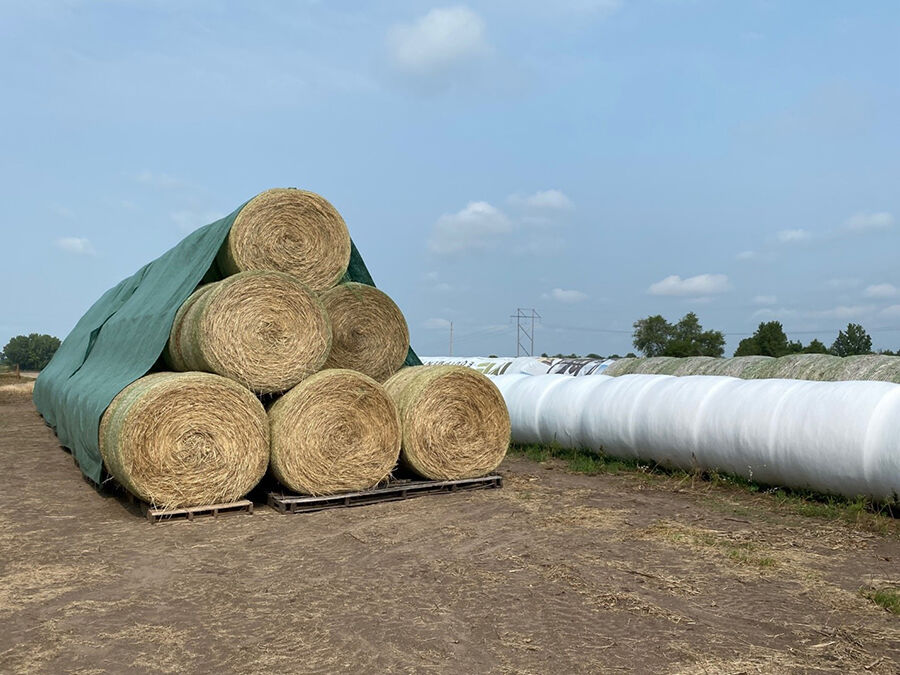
[
  {"xmin": 752, "ymin": 295, "xmax": 777, "ymax": 306},
  {"xmin": 171, "ymin": 210, "xmax": 225, "ymax": 232},
  {"xmin": 863, "ymin": 283, "xmax": 899, "ymax": 299},
  {"xmin": 424, "ymin": 318, "xmax": 452, "ymax": 330},
  {"xmin": 844, "ymin": 211, "xmax": 894, "ymax": 233},
  {"xmin": 880, "ymin": 305, "xmax": 900, "ymax": 318},
  {"xmin": 55, "ymin": 237, "xmax": 96, "ymax": 256},
  {"xmin": 509, "ymin": 189, "xmax": 574, "ymax": 211},
  {"xmin": 542, "ymin": 288, "xmax": 588, "ymax": 303},
  {"xmin": 647, "ymin": 274, "xmax": 731, "ymax": 297},
  {"xmin": 387, "ymin": 6, "xmax": 488, "ymax": 79},
  {"xmin": 736, "ymin": 250, "xmax": 756, "ymax": 260},
  {"xmin": 428, "ymin": 201, "xmax": 512, "ymax": 254},
  {"xmin": 807, "ymin": 305, "xmax": 874, "ymax": 320},
  {"xmin": 825, "ymin": 278, "xmax": 861, "ymax": 290},
  {"xmin": 776, "ymin": 228, "xmax": 812, "ymax": 243}
]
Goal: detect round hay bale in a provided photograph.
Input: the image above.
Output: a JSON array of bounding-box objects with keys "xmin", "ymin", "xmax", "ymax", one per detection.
[
  {"xmin": 164, "ymin": 283, "xmax": 215, "ymax": 371},
  {"xmin": 320, "ymin": 282, "xmax": 410, "ymax": 383},
  {"xmin": 633, "ymin": 357, "xmax": 679, "ymax": 375},
  {"xmin": 169, "ymin": 270, "xmax": 331, "ymax": 394},
  {"xmin": 856, "ymin": 354, "xmax": 900, "ymax": 383},
  {"xmin": 99, "ymin": 372, "xmax": 269, "ymax": 509},
  {"xmin": 603, "ymin": 358, "xmax": 639, "ymax": 376},
  {"xmin": 769, "ymin": 353, "xmax": 843, "ymax": 381},
  {"xmin": 384, "ymin": 366, "xmax": 510, "ymax": 480},
  {"xmin": 671, "ymin": 356, "xmax": 720, "ymax": 376},
  {"xmin": 837, "ymin": 354, "xmax": 889, "ymax": 381},
  {"xmin": 268, "ymin": 369, "xmax": 401, "ymax": 495},
  {"xmin": 217, "ymin": 188, "xmax": 351, "ymax": 292},
  {"xmin": 722, "ymin": 356, "xmax": 776, "ymax": 378}
]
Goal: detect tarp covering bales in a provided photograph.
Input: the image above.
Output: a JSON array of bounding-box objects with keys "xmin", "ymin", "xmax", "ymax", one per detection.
[{"xmin": 33, "ymin": 202, "xmax": 420, "ymax": 484}]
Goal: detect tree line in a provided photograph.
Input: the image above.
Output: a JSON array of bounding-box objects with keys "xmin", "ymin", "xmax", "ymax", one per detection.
[
  {"xmin": 632, "ymin": 314, "xmax": 879, "ymax": 358},
  {"xmin": 1, "ymin": 334, "xmax": 61, "ymax": 371}
]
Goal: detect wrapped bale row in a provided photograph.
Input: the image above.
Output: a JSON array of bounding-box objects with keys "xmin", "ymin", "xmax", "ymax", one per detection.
[
  {"xmin": 603, "ymin": 353, "xmax": 900, "ymax": 383},
  {"xmin": 491, "ymin": 372, "xmax": 900, "ymax": 501},
  {"xmin": 84, "ymin": 188, "xmax": 509, "ymax": 509}
]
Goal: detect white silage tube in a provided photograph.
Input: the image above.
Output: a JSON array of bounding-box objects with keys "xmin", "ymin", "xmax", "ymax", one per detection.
[{"xmin": 489, "ymin": 373, "xmax": 900, "ymax": 500}]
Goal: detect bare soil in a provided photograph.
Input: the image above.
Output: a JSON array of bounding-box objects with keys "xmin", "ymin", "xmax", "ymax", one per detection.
[{"xmin": 1, "ymin": 395, "xmax": 898, "ymax": 674}]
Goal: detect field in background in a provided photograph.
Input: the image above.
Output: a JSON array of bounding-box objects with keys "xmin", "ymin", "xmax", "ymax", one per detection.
[{"xmin": 1, "ymin": 395, "xmax": 898, "ymax": 673}]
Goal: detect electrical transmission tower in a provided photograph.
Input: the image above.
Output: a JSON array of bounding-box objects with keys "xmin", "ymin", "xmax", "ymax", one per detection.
[{"xmin": 510, "ymin": 308, "xmax": 541, "ymax": 356}]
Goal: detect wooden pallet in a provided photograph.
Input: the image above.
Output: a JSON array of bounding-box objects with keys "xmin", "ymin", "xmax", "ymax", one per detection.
[
  {"xmin": 268, "ymin": 475, "xmax": 503, "ymax": 514},
  {"xmin": 142, "ymin": 499, "xmax": 254, "ymax": 523}
]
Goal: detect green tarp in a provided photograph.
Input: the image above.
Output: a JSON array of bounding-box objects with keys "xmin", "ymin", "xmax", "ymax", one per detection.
[{"xmin": 33, "ymin": 203, "xmax": 421, "ymax": 484}]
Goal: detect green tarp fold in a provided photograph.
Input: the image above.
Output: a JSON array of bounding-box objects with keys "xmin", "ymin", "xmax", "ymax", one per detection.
[{"xmin": 33, "ymin": 204, "xmax": 420, "ymax": 484}]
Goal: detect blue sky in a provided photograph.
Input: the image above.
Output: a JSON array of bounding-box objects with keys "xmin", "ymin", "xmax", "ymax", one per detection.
[{"xmin": 2, "ymin": 0, "xmax": 899, "ymax": 357}]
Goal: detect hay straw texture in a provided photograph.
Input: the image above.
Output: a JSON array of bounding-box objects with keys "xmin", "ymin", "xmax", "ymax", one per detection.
[
  {"xmin": 167, "ymin": 271, "xmax": 332, "ymax": 394},
  {"xmin": 384, "ymin": 366, "xmax": 510, "ymax": 480},
  {"xmin": 320, "ymin": 282, "xmax": 410, "ymax": 383},
  {"xmin": 217, "ymin": 188, "xmax": 351, "ymax": 292},
  {"xmin": 99, "ymin": 372, "xmax": 269, "ymax": 509},
  {"xmin": 268, "ymin": 369, "xmax": 401, "ymax": 495}
]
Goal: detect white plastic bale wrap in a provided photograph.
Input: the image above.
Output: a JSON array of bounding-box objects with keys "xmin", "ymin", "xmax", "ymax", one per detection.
[
  {"xmin": 420, "ymin": 356, "xmax": 612, "ymax": 376},
  {"xmin": 489, "ymin": 373, "xmax": 900, "ymax": 500}
]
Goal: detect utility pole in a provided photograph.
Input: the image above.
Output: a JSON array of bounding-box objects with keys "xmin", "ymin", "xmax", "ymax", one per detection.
[
  {"xmin": 449, "ymin": 321, "xmax": 453, "ymax": 356},
  {"xmin": 510, "ymin": 308, "xmax": 541, "ymax": 356}
]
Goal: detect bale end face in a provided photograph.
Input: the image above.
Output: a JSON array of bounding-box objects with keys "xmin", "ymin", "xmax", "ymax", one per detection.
[
  {"xmin": 99, "ymin": 372, "xmax": 269, "ymax": 509},
  {"xmin": 269, "ymin": 369, "xmax": 401, "ymax": 495},
  {"xmin": 385, "ymin": 366, "xmax": 510, "ymax": 480}
]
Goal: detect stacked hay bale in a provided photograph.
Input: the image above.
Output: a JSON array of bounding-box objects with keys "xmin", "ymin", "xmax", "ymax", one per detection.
[{"xmin": 99, "ymin": 187, "xmax": 508, "ymax": 509}]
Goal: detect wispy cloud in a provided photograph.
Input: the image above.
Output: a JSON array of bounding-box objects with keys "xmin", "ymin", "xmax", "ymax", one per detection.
[
  {"xmin": 386, "ymin": 6, "xmax": 489, "ymax": 87},
  {"xmin": 542, "ymin": 287, "xmax": 588, "ymax": 303},
  {"xmin": 509, "ymin": 189, "xmax": 574, "ymax": 211},
  {"xmin": 428, "ymin": 201, "xmax": 512, "ymax": 254},
  {"xmin": 807, "ymin": 305, "xmax": 874, "ymax": 320},
  {"xmin": 776, "ymin": 228, "xmax": 812, "ymax": 244},
  {"xmin": 647, "ymin": 274, "xmax": 731, "ymax": 297},
  {"xmin": 55, "ymin": 237, "xmax": 96, "ymax": 256},
  {"xmin": 844, "ymin": 211, "xmax": 893, "ymax": 233},
  {"xmin": 863, "ymin": 283, "xmax": 898, "ymax": 299},
  {"xmin": 424, "ymin": 317, "xmax": 452, "ymax": 330},
  {"xmin": 752, "ymin": 295, "xmax": 777, "ymax": 305}
]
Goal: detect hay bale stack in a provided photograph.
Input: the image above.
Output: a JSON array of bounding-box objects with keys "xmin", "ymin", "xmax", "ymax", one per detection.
[
  {"xmin": 167, "ymin": 270, "xmax": 331, "ymax": 394},
  {"xmin": 384, "ymin": 366, "xmax": 510, "ymax": 480},
  {"xmin": 217, "ymin": 188, "xmax": 352, "ymax": 292},
  {"xmin": 320, "ymin": 282, "xmax": 410, "ymax": 383},
  {"xmin": 99, "ymin": 372, "xmax": 269, "ymax": 509},
  {"xmin": 268, "ymin": 369, "xmax": 401, "ymax": 495}
]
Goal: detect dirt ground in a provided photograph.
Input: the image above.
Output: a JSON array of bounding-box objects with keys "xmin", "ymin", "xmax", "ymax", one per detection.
[{"xmin": 1, "ymin": 394, "xmax": 898, "ymax": 674}]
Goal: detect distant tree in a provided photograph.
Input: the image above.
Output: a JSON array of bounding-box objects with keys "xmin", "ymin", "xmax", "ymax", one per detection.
[
  {"xmin": 632, "ymin": 315, "xmax": 672, "ymax": 357},
  {"xmin": 609, "ymin": 354, "xmax": 621, "ymax": 359},
  {"xmin": 2, "ymin": 333, "xmax": 60, "ymax": 370},
  {"xmin": 625, "ymin": 352, "xmax": 637, "ymax": 358},
  {"xmin": 803, "ymin": 339, "xmax": 829, "ymax": 354},
  {"xmin": 879, "ymin": 349, "xmax": 897, "ymax": 356},
  {"xmin": 488, "ymin": 354, "xmax": 498, "ymax": 358},
  {"xmin": 540, "ymin": 352, "xmax": 549, "ymax": 357},
  {"xmin": 831, "ymin": 323, "xmax": 873, "ymax": 357},
  {"xmin": 586, "ymin": 353, "xmax": 601, "ymax": 359},
  {"xmin": 633, "ymin": 313, "xmax": 724, "ymax": 357},
  {"xmin": 733, "ymin": 321, "xmax": 802, "ymax": 357}
]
